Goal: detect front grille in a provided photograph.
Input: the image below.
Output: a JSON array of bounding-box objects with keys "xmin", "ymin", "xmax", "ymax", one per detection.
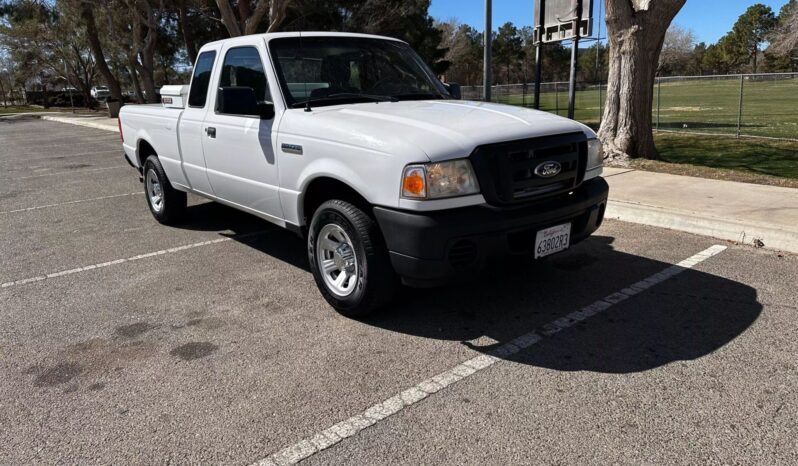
[{"xmin": 470, "ymin": 132, "xmax": 587, "ymax": 205}]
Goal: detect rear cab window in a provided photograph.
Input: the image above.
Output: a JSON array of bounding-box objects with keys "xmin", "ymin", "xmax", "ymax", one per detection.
[{"xmin": 188, "ymin": 51, "xmax": 217, "ymax": 108}]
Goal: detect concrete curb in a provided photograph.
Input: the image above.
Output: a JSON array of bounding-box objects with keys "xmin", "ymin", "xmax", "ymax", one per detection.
[
  {"xmin": 40, "ymin": 115, "xmax": 119, "ymax": 133},
  {"xmin": 606, "ymin": 199, "xmax": 798, "ymax": 254}
]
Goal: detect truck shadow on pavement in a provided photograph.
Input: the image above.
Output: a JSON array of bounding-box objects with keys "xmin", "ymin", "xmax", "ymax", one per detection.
[
  {"xmin": 181, "ymin": 202, "xmax": 762, "ymax": 374},
  {"xmin": 370, "ymin": 235, "xmax": 763, "ymax": 374}
]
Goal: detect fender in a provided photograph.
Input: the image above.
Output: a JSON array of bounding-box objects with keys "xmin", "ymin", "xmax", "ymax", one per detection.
[{"xmin": 285, "ymin": 159, "xmax": 375, "ymax": 226}]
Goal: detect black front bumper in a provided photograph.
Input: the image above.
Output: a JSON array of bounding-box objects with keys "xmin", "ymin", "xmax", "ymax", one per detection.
[{"xmin": 374, "ymin": 177, "xmax": 609, "ymax": 287}]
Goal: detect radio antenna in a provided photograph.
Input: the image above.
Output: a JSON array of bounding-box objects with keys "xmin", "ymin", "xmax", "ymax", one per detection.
[{"xmin": 301, "ymin": 32, "xmax": 312, "ymax": 112}]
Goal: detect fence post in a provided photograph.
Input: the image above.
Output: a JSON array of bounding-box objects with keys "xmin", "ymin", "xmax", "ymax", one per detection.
[
  {"xmin": 555, "ymin": 82, "xmax": 560, "ymax": 115},
  {"xmin": 736, "ymin": 74, "xmax": 744, "ymax": 138},
  {"xmin": 656, "ymin": 78, "xmax": 661, "ymax": 132}
]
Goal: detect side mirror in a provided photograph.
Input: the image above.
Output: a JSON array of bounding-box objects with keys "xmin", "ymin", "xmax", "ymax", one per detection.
[
  {"xmin": 258, "ymin": 102, "xmax": 275, "ymax": 120},
  {"xmin": 444, "ymin": 82, "xmax": 462, "ymax": 100},
  {"xmin": 217, "ymin": 86, "xmax": 274, "ymax": 119}
]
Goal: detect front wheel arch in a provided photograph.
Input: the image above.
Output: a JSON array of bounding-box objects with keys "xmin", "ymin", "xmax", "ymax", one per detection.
[{"xmin": 301, "ymin": 177, "xmax": 373, "ymax": 226}]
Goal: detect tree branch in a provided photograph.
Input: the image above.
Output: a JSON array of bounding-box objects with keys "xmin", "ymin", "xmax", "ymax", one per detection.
[{"xmin": 215, "ymin": 0, "xmax": 242, "ymax": 36}]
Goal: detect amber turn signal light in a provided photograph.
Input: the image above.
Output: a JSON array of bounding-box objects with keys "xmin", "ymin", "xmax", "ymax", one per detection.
[{"xmin": 402, "ymin": 166, "xmax": 427, "ymax": 198}]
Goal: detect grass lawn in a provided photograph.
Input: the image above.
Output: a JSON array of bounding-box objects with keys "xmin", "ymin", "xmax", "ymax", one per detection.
[
  {"xmin": 632, "ymin": 132, "xmax": 798, "ymax": 188},
  {"xmin": 0, "ymin": 105, "xmax": 75, "ymax": 115},
  {"xmin": 491, "ymin": 76, "xmax": 798, "ymax": 140}
]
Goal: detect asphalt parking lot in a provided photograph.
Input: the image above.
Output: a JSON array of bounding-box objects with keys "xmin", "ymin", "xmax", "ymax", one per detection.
[{"xmin": 1, "ymin": 118, "xmax": 797, "ymax": 465}]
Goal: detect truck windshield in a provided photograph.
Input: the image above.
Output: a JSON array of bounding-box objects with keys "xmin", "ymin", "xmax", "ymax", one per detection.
[{"xmin": 268, "ymin": 36, "xmax": 449, "ymax": 108}]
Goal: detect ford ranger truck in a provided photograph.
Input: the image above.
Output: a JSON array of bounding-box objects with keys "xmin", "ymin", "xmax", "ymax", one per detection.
[{"xmin": 119, "ymin": 32, "xmax": 608, "ymax": 317}]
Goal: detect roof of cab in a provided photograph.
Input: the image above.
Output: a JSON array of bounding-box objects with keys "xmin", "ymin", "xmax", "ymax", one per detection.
[{"xmin": 200, "ymin": 31, "xmax": 406, "ymax": 49}]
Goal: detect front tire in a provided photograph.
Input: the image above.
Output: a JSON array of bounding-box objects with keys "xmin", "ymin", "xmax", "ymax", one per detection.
[
  {"xmin": 308, "ymin": 200, "xmax": 397, "ymax": 317},
  {"xmin": 143, "ymin": 155, "xmax": 186, "ymax": 225}
]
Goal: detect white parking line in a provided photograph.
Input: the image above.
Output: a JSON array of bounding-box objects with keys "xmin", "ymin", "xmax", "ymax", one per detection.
[
  {"xmin": 0, "ymin": 149, "xmax": 121, "ymax": 163},
  {"xmin": 15, "ymin": 165, "xmax": 128, "ymax": 180},
  {"xmin": 252, "ymin": 244, "xmax": 728, "ymax": 466},
  {"xmin": 7, "ymin": 141, "xmax": 120, "ymax": 150},
  {"xmin": 0, "ymin": 192, "xmax": 140, "ymax": 215},
  {"xmin": 0, "ymin": 231, "xmax": 268, "ymax": 289}
]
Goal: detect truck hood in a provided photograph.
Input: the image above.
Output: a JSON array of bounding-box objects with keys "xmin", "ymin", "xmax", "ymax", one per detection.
[{"xmin": 289, "ymin": 100, "xmax": 592, "ymax": 162}]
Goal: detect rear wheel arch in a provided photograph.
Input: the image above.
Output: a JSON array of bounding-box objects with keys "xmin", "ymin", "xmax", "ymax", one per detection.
[{"xmin": 137, "ymin": 139, "xmax": 157, "ymax": 168}]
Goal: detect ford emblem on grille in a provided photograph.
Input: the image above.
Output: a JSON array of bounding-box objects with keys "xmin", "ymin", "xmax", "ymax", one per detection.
[{"xmin": 534, "ymin": 161, "xmax": 562, "ymax": 178}]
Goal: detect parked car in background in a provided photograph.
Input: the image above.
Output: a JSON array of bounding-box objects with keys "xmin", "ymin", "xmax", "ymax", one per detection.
[
  {"xmin": 118, "ymin": 32, "xmax": 608, "ymax": 317},
  {"xmin": 91, "ymin": 85, "xmax": 110, "ymax": 100}
]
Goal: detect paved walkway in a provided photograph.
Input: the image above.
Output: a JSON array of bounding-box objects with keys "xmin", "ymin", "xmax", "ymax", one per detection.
[
  {"xmin": 604, "ymin": 167, "xmax": 798, "ymax": 254},
  {"xmin": 29, "ymin": 113, "xmax": 798, "ymax": 254},
  {"xmin": 39, "ymin": 113, "xmax": 119, "ymax": 131}
]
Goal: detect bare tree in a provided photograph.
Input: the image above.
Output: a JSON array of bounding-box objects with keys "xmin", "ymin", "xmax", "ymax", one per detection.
[
  {"xmin": 658, "ymin": 24, "xmax": 695, "ymax": 75},
  {"xmin": 214, "ymin": 0, "xmax": 291, "ymax": 37},
  {"xmin": 598, "ymin": 0, "xmax": 686, "ymax": 164},
  {"xmin": 768, "ymin": 1, "xmax": 798, "ymax": 57}
]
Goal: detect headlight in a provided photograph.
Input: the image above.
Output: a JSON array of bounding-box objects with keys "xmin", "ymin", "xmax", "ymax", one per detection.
[
  {"xmin": 587, "ymin": 138, "xmax": 604, "ymax": 170},
  {"xmin": 401, "ymin": 159, "xmax": 480, "ymax": 199}
]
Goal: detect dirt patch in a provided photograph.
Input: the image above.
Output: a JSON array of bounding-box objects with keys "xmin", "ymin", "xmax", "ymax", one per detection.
[
  {"xmin": 31, "ymin": 362, "xmax": 83, "ymax": 387},
  {"xmin": 170, "ymin": 342, "xmax": 218, "ymax": 361},
  {"xmin": 185, "ymin": 317, "xmax": 226, "ymax": 330},
  {"xmin": 115, "ymin": 322, "xmax": 155, "ymax": 339}
]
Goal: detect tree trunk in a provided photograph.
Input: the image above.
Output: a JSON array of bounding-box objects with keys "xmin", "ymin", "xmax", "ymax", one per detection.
[
  {"xmin": 0, "ymin": 78, "xmax": 7, "ymax": 108},
  {"xmin": 598, "ymin": 0, "xmax": 686, "ymax": 164},
  {"xmin": 42, "ymin": 81, "xmax": 49, "ymax": 109},
  {"xmin": 138, "ymin": 55, "xmax": 159, "ymax": 103},
  {"xmin": 80, "ymin": 2, "xmax": 124, "ymax": 102},
  {"xmin": 128, "ymin": 0, "xmax": 160, "ymax": 104},
  {"xmin": 127, "ymin": 59, "xmax": 145, "ymax": 104},
  {"xmin": 752, "ymin": 47, "xmax": 758, "ymax": 73},
  {"xmin": 177, "ymin": 0, "xmax": 198, "ymax": 65}
]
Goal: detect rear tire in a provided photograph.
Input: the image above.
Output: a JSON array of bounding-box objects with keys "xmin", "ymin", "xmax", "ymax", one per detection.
[
  {"xmin": 308, "ymin": 200, "xmax": 398, "ymax": 317},
  {"xmin": 143, "ymin": 155, "xmax": 186, "ymax": 225}
]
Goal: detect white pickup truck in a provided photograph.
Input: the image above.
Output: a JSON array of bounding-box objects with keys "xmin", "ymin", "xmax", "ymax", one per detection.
[{"xmin": 120, "ymin": 32, "xmax": 608, "ymax": 316}]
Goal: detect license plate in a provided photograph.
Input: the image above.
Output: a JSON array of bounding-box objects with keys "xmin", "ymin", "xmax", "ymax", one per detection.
[{"xmin": 534, "ymin": 222, "xmax": 571, "ymax": 259}]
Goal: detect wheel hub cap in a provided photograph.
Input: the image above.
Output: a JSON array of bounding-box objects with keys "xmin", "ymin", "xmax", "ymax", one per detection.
[
  {"xmin": 146, "ymin": 169, "xmax": 164, "ymax": 213},
  {"xmin": 317, "ymin": 224, "xmax": 359, "ymax": 297}
]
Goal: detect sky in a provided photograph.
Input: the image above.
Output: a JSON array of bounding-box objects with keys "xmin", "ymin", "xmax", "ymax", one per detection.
[{"xmin": 429, "ymin": 0, "xmax": 792, "ymax": 45}]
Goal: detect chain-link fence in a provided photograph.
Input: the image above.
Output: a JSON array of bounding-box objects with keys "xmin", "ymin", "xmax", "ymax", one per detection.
[{"xmin": 462, "ymin": 72, "xmax": 798, "ymax": 141}]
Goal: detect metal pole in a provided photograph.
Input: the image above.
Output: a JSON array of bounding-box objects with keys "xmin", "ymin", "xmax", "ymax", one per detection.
[
  {"xmin": 483, "ymin": 0, "xmax": 492, "ymax": 102},
  {"xmin": 533, "ymin": 0, "xmax": 545, "ymax": 109},
  {"xmin": 656, "ymin": 77, "xmax": 661, "ymax": 132},
  {"xmin": 567, "ymin": 0, "xmax": 583, "ymax": 119},
  {"xmin": 596, "ymin": 0, "xmax": 603, "ymax": 124},
  {"xmin": 64, "ymin": 62, "xmax": 74, "ymax": 113},
  {"xmin": 555, "ymin": 81, "xmax": 560, "ymax": 115},
  {"xmin": 737, "ymin": 74, "xmax": 744, "ymax": 138}
]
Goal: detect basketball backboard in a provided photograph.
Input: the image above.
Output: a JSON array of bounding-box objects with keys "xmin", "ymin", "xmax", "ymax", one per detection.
[{"xmin": 534, "ymin": 0, "xmax": 594, "ymax": 43}]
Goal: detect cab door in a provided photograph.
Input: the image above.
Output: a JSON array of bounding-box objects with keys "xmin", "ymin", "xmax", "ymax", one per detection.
[
  {"xmin": 177, "ymin": 48, "xmax": 217, "ymax": 195},
  {"xmin": 200, "ymin": 42, "xmax": 284, "ymax": 222}
]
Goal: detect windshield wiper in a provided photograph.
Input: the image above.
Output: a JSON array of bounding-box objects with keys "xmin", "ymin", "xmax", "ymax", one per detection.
[
  {"xmin": 393, "ymin": 92, "xmax": 446, "ymax": 101},
  {"xmin": 327, "ymin": 93, "xmax": 398, "ymax": 102},
  {"xmin": 292, "ymin": 93, "xmax": 398, "ymax": 111}
]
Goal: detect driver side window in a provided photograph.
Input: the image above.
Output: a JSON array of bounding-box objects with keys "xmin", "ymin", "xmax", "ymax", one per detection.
[{"xmin": 218, "ymin": 46, "xmax": 272, "ymax": 110}]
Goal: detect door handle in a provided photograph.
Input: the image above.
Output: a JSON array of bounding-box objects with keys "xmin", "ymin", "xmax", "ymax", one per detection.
[{"xmin": 205, "ymin": 127, "xmax": 216, "ymax": 138}]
